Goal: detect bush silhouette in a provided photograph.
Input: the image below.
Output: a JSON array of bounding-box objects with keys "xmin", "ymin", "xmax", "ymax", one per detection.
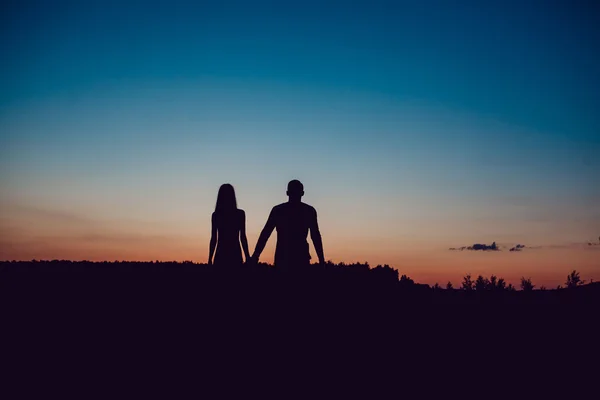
[
  {"xmin": 566, "ymin": 270, "xmax": 585, "ymax": 288},
  {"xmin": 520, "ymin": 277, "xmax": 535, "ymax": 291}
]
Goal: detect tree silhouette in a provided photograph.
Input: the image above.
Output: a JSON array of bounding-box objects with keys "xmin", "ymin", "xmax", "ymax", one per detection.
[
  {"xmin": 496, "ymin": 277, "xmax": 506, "ymax": 291},
  {"xmin": 372, "ymin": 264, "xmax": 399, "ymax": 283},
  {"xmin": 399, "ymin": 274, "xmax": 415, "ymax": 286},
  {"xmin": 446, "ymin": 281, "xmax": 453, "ymax": 290},
  {"xmin": 489, "ymin": 275, "xmax": 498, "ymax": 289},
  {"xmin": 462, "ymin": 274, "xmax": 474, "ymax": 291},
  {"xmin": 520, "ymin": 277, "xmax": 535, "ymax": 291},
  {"xmin": 475, "ymin": 275, "xmax": 490, "ymax": 291},
  {"xmin": 507, "ymin": 284, "xmax": 516, "ymax": 292},
  {"xmin": 566, "ymin": 270, "xmax": 585, "ymax": 288},
  {"xmin": 467, "ymin": 274, "xmax": 509, "ymax": 291}
]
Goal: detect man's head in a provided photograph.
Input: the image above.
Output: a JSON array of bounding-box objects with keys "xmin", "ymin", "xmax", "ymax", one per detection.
[{"xmin": 287, "ymin": 180, "xmax": 304, "ymax": 202}]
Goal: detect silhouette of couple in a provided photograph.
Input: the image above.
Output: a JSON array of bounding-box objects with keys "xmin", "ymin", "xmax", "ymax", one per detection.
[{"xmin": 208, "ymin": 180, "xmax": 325, "ymax": 270}]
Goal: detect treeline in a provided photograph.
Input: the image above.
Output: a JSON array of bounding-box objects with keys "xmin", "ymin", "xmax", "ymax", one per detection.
[
  {"xmin": 456, "ymin": 270, "xmax": 587, "ymax": 291},
  {"xmin": 0, "ymin": 259, "xmax": 592, "ymax": 292}
]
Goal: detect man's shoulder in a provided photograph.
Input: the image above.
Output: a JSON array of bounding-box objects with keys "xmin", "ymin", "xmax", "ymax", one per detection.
[
  {"xmin": 274, "ymin": 202, "xmax": 315, "ymax": 209},
  {"xmin": 273, "ymin": 202, "xmax": 317, "ymax": 216},
  {"xmin": 301, "ymin": 202, "xmax": 317, "ymax": 214},
  {"xmin": 273, "ymin": 203, "xmax": 288, "ymax": 211}
]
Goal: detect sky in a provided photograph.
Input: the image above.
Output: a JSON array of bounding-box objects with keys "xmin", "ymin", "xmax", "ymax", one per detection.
[{"xmin": 1, "ymin": 0, "xmax": 599, "ymax": 287}]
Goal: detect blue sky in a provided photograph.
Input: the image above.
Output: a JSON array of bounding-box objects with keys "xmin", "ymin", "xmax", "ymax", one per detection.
[
  {"xmin": 3, "ymin": 0, "xmax": 599, "ymax": 134},
  {"xmin": 1, "ymin": 0, "xmax": 599, "ymax": 284}
]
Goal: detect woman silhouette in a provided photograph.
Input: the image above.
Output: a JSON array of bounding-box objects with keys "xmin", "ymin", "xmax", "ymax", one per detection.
[{"xmin": 208, "ymin": 184, "xmax": 251, "ymax": 267}]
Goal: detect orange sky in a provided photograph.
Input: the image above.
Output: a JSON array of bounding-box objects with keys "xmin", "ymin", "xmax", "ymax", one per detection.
[
  {"xmin": 1, "ymin": 199, "xmax": 598, "ymax": 288},
  {"xmin": 1, "ymin": 1, "xmax": 599, "ymax": 292}
]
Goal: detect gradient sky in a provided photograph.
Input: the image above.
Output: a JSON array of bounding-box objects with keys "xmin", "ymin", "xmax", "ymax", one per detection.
[{"xmin": 1, "ymin": 0, "xmax": 599, "ymax": 287}]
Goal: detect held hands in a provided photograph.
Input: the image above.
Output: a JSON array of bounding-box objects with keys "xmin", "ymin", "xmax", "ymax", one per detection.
[{"xmin": 246, "ymin": 254, "xmax": 259, "ymax": 266}]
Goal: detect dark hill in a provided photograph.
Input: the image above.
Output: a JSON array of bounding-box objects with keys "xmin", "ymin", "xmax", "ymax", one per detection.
[{"xmin": 1, "ymin": 260, "xmax": 597, "ymax": 396}]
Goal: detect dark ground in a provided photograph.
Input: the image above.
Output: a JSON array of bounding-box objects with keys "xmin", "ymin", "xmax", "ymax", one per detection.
[{"xmin": 1, "ymin": 260, "xmax": 598, "ymax": 397}]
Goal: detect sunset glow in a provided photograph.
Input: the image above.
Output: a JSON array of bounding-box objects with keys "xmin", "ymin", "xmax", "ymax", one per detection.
[{"xmin": 1, "ymin": 1, "xmax": 598, "ymax": 287}]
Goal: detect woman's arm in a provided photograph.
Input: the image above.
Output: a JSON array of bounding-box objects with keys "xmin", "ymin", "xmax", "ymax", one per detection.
[
  {"xmin": 208, "ymin": 213, "xmax": 217, "ymax": 265},
  {"xmin": 240, "ymin": 210, "xmax": 251, "ymax": 262}
]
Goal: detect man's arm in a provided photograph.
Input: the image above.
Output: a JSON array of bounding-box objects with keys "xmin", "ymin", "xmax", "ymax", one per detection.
[
  {"xmin": 252, "ymin": 208, "xmax": 276, "ymax": 262},
  {"xmin": 310, "ymin": 208, "xmax": 325, "ymax": 264}
]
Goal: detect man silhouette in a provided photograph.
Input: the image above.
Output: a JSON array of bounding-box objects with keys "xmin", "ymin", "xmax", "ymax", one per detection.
[{"xmin": 252, "ymin": 180, "xmax": 325, "ymax": 269}]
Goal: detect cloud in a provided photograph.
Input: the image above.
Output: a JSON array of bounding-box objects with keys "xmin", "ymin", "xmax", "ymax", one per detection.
[
  {"xmin": 449, "ymin": 241, "xmax": 499, "ymax": 251},
  {"xmin": 509, "ymin": 244, "xmax": 525, "ymax": 252},
  {"xmin": 449, "ymin": 238, "xmax": 600, "ymax": 253},
  {"xmin": 510, "ymin": 240, "xmax": 600, "ymax": 251}
]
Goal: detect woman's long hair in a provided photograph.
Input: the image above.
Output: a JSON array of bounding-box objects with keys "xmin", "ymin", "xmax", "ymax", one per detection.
[{"xmin": 215, "ymin": 183, "xmax": 238, "ymax": 214}]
